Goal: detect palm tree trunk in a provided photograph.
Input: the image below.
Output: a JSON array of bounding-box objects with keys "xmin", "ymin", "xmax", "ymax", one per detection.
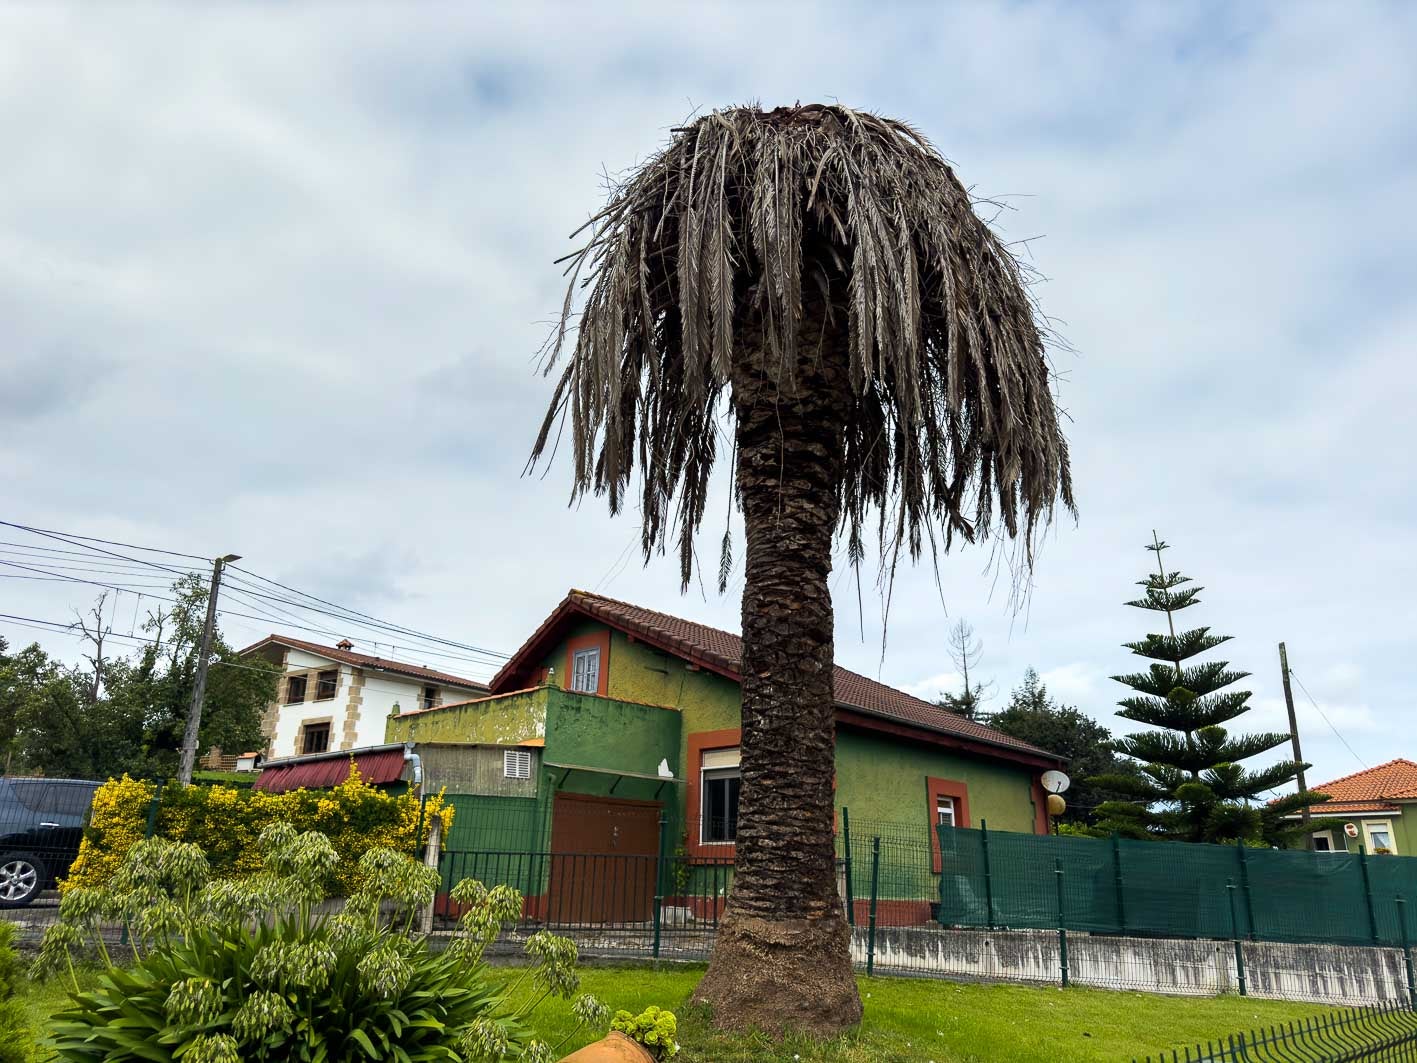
[{"xmin": 692, "ymin": 297, "xmax": 862, "ymax": 1035}]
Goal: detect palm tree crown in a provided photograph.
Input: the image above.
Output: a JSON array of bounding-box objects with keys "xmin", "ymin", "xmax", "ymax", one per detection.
[{"xmin": 534, "ymin": 103, "xmax": 1074, "ymax": 584}]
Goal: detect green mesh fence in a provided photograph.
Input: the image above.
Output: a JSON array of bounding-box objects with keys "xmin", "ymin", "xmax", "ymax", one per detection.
[{"xmin": 934, "ymin": 823, "xmax": 1417, "ymax": 947}]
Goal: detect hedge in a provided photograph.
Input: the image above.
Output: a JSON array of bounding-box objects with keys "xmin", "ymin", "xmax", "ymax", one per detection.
[{"xmin": 64, "ymin": 766, "xmax": 453, "ymax": 895}]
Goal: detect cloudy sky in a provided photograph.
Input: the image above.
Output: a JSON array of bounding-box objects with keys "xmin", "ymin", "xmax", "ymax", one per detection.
[{"xmin": 2, "ymin": 3, "xmax": 1413, "ymax": 789}]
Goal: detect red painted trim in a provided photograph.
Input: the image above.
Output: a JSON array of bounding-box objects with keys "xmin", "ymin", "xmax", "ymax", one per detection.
[
  {"xmin": 564, "ymin": 629, "xmax": 611, "ymax": 696},
  {"xmin": 835, "ymin": 708, "xmax": 1059, "ymax": 769},
  {"xmin": 926, "ymin": 777, "xmax": 971, "ymax": 874},
  {"xmin": 1032, "ymin": 778, "xmax": 1049, "ymax": 835},
  {"xmin": 685, "ymin": 728, "xmax": 742, "ymax": 860}
]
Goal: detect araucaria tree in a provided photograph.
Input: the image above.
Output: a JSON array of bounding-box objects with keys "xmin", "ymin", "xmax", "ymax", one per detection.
[
  {"xmin": 532, "ymin": 105, "xmax": 1073, "ymax": 1034},
  {"xmin": 1093, "ymin": 535, "xmax": 1317, "ymax": 845}
]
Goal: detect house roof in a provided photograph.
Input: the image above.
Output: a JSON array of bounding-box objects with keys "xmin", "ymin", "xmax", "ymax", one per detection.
[
  {"xmin": 254, "ymin": 744, "xmax": 408, "ymax": 794},
  {"xmin": 239, "ymin": 634, "xmax": 489, "ymax": 692},
  {"xmin": 492, "ymin": 589, "xmax": 1059, "ymax": 766},
  {"xmin": 1293, "ymin": 758, "xmax": 1417, "ymax": 816}
]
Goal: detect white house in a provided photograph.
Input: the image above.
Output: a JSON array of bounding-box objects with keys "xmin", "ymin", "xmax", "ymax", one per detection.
[{"xmin": 241, "ymin": 634, "xmax": 489, "ymax": 759}]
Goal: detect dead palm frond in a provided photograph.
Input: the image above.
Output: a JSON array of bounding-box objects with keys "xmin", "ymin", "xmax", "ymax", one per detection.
[{"xmin": 532, "ymin": 103, "xmax": 1075, "ymax": 589}]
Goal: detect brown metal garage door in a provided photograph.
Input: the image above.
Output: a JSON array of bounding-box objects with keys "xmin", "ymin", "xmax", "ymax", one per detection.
[{"xmin": 547, "ymin": 793, "xmax": 661, "ymax": 924}]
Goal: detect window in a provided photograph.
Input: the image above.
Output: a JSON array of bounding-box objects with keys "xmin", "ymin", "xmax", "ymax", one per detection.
[
  {"xmin": 570, "ymin": 648, "xmax": 600, "ymax": 694},
  {"xmin": 937, "ymin": 797, "xmax": 957, "ymax": 830},
  {"xmin": 301, "ymin": 722, "xmax": 330, "ymax": 755},
  {"xmin": 700, "ymin": 748, "xmax": 741, "ymax": 844},
  {"xmin": 1312, "ymin": 832, "xmax": 1334, "ymax": 852},
  {"xmin": 1365, "ymin": 822, "xmax": 1397, "ymax": 854},
  {"xmin": 285, "ymin": 675, "xmax": 307, "ymax": 705},
  {"xmin": 314, "ymin": 669, "xmax": 338, "ymax": 701},
  {"xmin": 421, "ymin": 684, "xmax": 437, "ymax": 710},
  {"xmin": 504, "ymin": 749, "xmax": 532, "ymax": 780}
]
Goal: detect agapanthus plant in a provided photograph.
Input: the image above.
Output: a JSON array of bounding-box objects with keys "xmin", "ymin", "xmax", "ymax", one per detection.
[{"xmin": 38, "ymin": 824, "xmax": 609, "ymax": 1062}]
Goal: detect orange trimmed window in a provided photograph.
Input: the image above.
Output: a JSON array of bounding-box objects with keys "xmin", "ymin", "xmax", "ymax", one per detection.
[
  {"xmin": 564, "ymin": 630, "xmax": 611, "ymax": 696},
  {"xmin": 686, "ymin": 729, "xmax": 742, "ymax": 858},
  {"xmin": 926, "ymin": 777, "xmax": 970, "ymax": 874}
]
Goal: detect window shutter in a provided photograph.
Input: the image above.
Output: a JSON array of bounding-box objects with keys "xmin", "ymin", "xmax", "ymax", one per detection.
[{"xmin": 504, "ymin": 749, "xmax": 532, "ymax": 780}]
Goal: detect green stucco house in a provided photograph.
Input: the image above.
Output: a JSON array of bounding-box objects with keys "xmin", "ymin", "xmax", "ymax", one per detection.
[
  {"xmin": 383, "ymin": 590, "xmax": 1060, "ymax": 920},
  {"xmin": 1284, "ymin": 759, "xmax": 1417, "ymax": 855}
]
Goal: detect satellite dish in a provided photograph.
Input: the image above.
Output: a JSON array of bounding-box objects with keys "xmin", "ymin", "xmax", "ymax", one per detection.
[
  {"xmin": 1041, "ymin": 770, "xmax": 1071, "ymax": 795},
  {"xmin": 1344, "ymin": 822, "xmax": 1359, "ymax": 839}
]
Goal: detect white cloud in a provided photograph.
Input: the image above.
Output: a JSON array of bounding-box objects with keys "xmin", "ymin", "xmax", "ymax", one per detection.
[{"xmin": 0, "ymin": 3, "xmax": 1412, "ymax": 785}]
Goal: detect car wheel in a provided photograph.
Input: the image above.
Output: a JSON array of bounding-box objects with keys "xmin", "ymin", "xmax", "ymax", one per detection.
[{"xmin": 0, "ymin": 853, "xmax": 45, "ymax": 908}]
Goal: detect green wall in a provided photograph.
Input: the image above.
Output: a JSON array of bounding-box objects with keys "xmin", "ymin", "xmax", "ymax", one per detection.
[
  {"xmin": 544, "ymin": 687, "xmax": 681, "ymax": 778},
  {"xmin": 834, "ymin": 726, "xmax": 1039, "ymax": 835},
  {"xmin": 1306, "ymin": 808, "xmax": 1416, "ymax": 857},
  {"xmin": 385, "ymin": 688, "xmax": 547, "ymax": 746}
]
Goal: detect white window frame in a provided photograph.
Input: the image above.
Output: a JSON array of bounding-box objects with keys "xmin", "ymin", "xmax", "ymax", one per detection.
[
  {"xmin": 937, "ymin": 796, "xmax": 957, "ymax": 829},
  {"xmin": 570, "ymin": 647, "xmax": 601, "ymax": 693},
  {"xmin": 503, "ymin": 749, "xmax": 532, "ymax": 780},
  {"xmin": 1311, "ymin": 830, "xmax": 1338, "ymax": 853},
  {"xmin": 1363, "ymin": 819, "xmax": 1398, "ymax": 855},
  {"xmin": 699, "ymin": 747, "xmax": 741, "ymax": 846}
]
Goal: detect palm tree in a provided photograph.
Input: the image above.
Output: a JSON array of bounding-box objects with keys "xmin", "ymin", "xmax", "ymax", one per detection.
[{"xmin": 532, "ymin": 104, "xmax": 1074, "ymax": 1035}]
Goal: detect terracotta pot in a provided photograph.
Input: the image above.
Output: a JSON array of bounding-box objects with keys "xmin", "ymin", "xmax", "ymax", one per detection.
[{"xmin": 558, "ymin": 1030, "xmax": 655, "ymax": 1063}]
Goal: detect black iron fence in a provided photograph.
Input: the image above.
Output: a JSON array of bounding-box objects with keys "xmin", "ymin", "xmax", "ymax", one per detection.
[
  {"xmin": 1132, "ymin": 1001, "xmax": 1417, "ymax": 1062},
  {"xmin": 432, "ymin": 809, "xmax": 1417, "ymax": 1008}
]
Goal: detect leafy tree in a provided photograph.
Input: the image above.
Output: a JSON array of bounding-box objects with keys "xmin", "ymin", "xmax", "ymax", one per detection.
[
  {"xmin": 2, "ymin": 578, "xmax": 275, "ymax": 780},
  {"xmin": 530, "ymin": 104, "xmax": 1074, "ymax": 1032},
  {"xmin": 989, "ymin": 668, "xmax": 1141, "ymax": 827},
  {"xmin": 1091, "ymin": 535, "xmax": 1324, "ymax": 844}
]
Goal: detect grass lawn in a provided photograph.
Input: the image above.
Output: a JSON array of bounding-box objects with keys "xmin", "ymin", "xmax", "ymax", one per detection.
[
  {"xmin": 497, "ymin": 963, "xmax": 1321, "ymax": 1062},
  {"xmin": 19, "ymin": 964, "xmax": 1322, "ymax": 1062}
]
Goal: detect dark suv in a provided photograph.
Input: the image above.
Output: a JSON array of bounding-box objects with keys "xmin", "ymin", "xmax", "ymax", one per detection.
[{"xmin": 0, "ymin": 777, "xmax": 101, "ymax": 907}]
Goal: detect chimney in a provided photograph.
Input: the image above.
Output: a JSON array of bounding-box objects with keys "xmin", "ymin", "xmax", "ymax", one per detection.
[{"xmin": 336, "ymin": 639, "xmax": 354, "ymax": 651}]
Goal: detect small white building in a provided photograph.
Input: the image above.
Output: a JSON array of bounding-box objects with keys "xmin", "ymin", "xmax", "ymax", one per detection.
[{"xmin": 241, "ymin": 635, "xmax": 489, "ymax": 759}]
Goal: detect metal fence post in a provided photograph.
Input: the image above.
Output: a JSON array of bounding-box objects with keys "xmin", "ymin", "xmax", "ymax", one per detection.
[
  {"xmin": 122, "ymin": 780, "xmax": 166, "ymax": 949},
  {"xmin": 1111, "ymin": 832, "xmax": 1126, "ymax": 933},
  {"xmin": 1235, "ymin": 841, "xmax": 1256, "ymax": 940},
  {"xmin": 866, "ymin": 836, "xmax": 881, "ymax": 977},
  {"xmin": 1359, "ymin": 845, "xmax": 1380, "ymax": 945},
  {"xmin": 652, "ymin": 812, "xmax": 667, "ymax": 960},
  {"xmin": 1226, "ymin": 879, "xmax": 1247, "ymax": 997},
  {"xmin": 1054, "ymin": 857, "xmax": 1069, "ymax": 988},
  {"xmin": 1398, "ymin": 895, "xmax": 1415, "ymax": 1012},
  {"xmin": 144, "ymin": 779, "xmax": 166, "ymax": 839},
  {"xmin": 414, "ymin": 793, "xmax": 430, "ymax": 860},
  {"xmin": 980, "ymin": 818, "xmax": 996, "ymax": 930},
  {"xmin": 842, "ymin": 807, "xmax": 855, "ymax": 927}
]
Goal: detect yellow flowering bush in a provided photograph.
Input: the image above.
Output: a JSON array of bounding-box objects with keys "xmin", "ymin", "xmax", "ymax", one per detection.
[{"xmin": 63, "ymin": 766, "xmax": 453, "ymax": 896}]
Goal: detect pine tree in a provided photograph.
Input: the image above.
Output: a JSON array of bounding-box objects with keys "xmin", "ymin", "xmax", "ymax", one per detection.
[{"xmin": 1092, "ymin": 534, "xmax": 1322, "ymax": 844}]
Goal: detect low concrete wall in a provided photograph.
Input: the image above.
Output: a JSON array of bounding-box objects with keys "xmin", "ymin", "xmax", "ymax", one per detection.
[
  {"xmin": 1243, "ymin": 940, "xmax": 1412, "ymax": 1006},
  {"xmin": 850, "ymin": 925, "xmax": 1415, "ymax": 1006}
]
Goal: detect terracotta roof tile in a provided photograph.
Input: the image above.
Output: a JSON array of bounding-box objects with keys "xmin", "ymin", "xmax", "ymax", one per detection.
[
  {"xmin": 495, "ymin": 590, "xmax": 1055, "ymax": 761},
  {"xmin": 1296, "ymin": 759, "xmax": 1417, "ymax": 816},
  {"xmin": 239, "ymin": 634, "xmax": 489, "ymax": 692}
]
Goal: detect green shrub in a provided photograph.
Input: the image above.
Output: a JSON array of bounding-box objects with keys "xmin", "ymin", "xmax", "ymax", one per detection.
[
  {"xmin": 65, "ymin": 769, "xmax": 452, "ymax": 896},
  {"xmin": 38, "ymin": 825, "xmax": 611, "ymax": 1062},
  {"xmin": 610, "ymin": 1005, "xmax": 680, "ymax": 1060}
]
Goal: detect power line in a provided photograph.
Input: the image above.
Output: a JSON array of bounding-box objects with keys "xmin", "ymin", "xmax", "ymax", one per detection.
[
  {"xmin": 0, "ymin": 521, "xmax": 209, "ymax": 562},
  {"xmin": 1289, "ymin": 670, "xmax": 1368, "ymax": 771},
  {"xmin": 0, "ymin": 612, "xmax": 491, "ymax": 702},
  {"xmin": 222, "ymin": 566, "xmax": 510, "ymax": 660},
  {"xmin": 1, "ymin": 517, "xmax": 511, "ymax": 670},
  {"xmin": 0, "ymin": 558, "xmax": 495, "ymax": 676},
  {"xmin": 0, "ymin": 519, "xmax": 199, "ymax": 577}
]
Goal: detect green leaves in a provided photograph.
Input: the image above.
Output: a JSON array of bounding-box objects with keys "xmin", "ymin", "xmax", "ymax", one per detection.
[{"xmin": 1098, "ymin": 538, "xmax": 1310, "ymax": 845}]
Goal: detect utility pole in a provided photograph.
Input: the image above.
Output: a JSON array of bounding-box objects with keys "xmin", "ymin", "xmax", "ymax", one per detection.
[
  {"xmin": 1278, "ymin": 642, "xmax": 1311, "ymax": 847},
  {"xmin": 177, "ymin": 553, "xmax": 240, "ymax": 785}
]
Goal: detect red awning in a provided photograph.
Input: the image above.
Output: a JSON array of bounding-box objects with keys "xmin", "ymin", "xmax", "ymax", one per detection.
[{"xmin": 254, "ymin": 748, "xmax": 407, "ymax": 794}]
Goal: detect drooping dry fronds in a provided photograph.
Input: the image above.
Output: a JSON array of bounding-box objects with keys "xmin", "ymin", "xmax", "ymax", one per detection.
[{"xmin": 532, "ymin": 103, "xmax": 1075, "ymax": 588}]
